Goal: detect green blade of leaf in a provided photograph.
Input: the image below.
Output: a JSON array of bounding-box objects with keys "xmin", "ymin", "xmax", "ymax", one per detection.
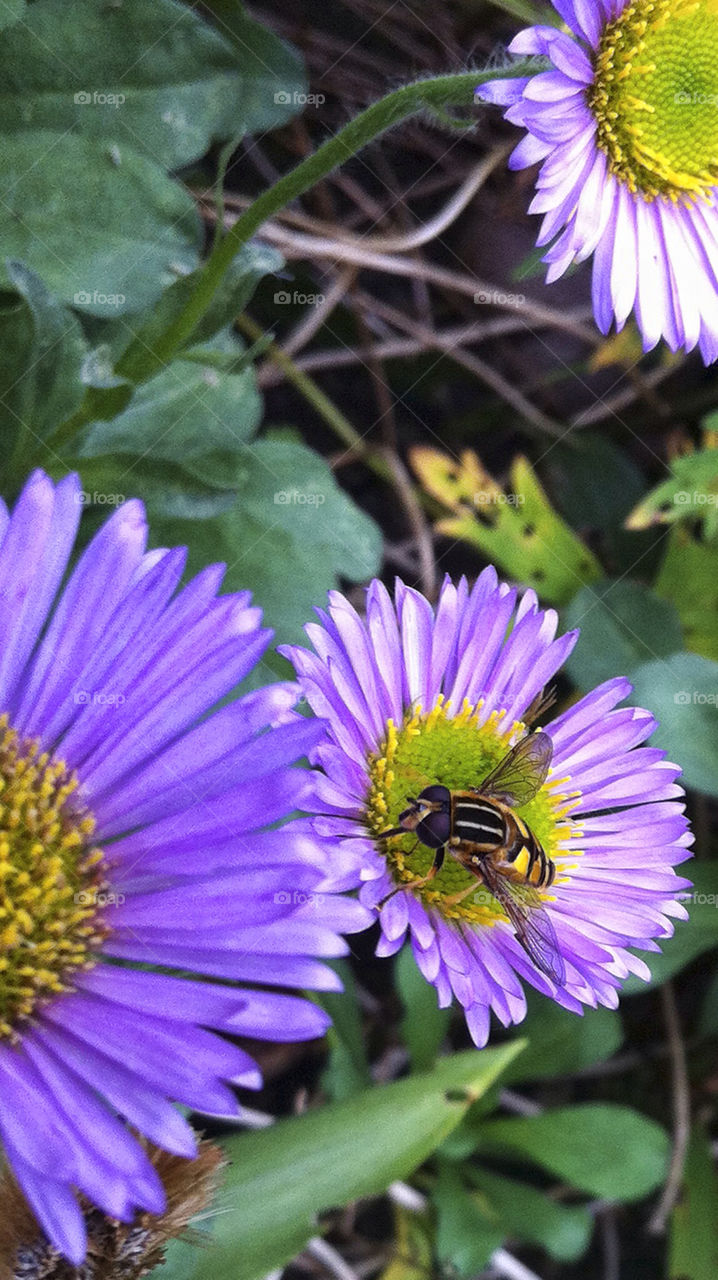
[
  {"xmin": 411, "ymin": 448, "xmax": 601, "ymax": 605},
  {"xmin": 466, "ymin": 1166, "xmax": 593, "ymax": 1262},
  {"xmin": 202, "ymin": 0, "xmax": 307, "ymax": 131},
  {"xmin": 655, "ymin": 528, "xmax": 718, "ymax": 662},
  {"xmin": 180, "ymin": 1045, "xmax": 525, "ymax": 1280},
  {"xmin": 480, "ymin": 1104, "xmax": 669, "ymax": 1202},
  {"xmin": 627, "ymin": 448, "xmax": 718, "ymax": 539},
  {"xmin": 397, "ymin": 942, "xmax": 451, "ymax": 1073},
  {"xmin": 317, "ymin": 960, "xmax": 371, "ymax": 1102},
  {"xmin": 669, "ymin": 1124, "xmax": 718, "ymax": 1280},
  {"xmin": 434, "ymin": 1161, "xmax": 504, "ymax": 1277},
  {"xmin": 0, "ymin": 0, "xmax": 25, "ymax": 32},
  {"xmin": 74, "ymin": 336, "xmax": 262, "ymax": 490}
]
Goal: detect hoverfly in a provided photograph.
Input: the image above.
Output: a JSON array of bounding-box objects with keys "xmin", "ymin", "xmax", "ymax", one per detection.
[{"xmin": 379, "ymin": 727, "xmax": 566, "ymax": 985}]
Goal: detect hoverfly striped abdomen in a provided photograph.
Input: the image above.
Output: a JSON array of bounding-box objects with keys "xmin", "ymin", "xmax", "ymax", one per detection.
[
  {"xmin": 501, "ymin": 819, "xmax": 556, "ymax": 890},
  {"xmin": 451, "ymin": 796, "xmax": 505, "ymax": 847}
]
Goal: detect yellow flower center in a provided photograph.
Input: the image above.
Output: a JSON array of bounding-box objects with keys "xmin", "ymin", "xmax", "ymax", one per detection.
[
  {"xmin": 588, "ymin": 0, "xmax": 718, "ymax": 201},
  {"xmin": 0, "ymin": 715, "xmax": 109, "ymax": 1042},
  {"xmin": 365, "ymin": 697, "xmax": 577, "ymax": 926}
]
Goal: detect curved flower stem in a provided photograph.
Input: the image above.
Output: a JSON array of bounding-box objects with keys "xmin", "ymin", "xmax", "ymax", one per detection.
[{"xmin": 116, "ymin": 63, "xmax": 541, "ymax": 385}]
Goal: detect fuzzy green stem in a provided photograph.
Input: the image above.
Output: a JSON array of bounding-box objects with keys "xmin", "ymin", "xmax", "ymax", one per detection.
[{"xmin": 115, "ymin": 64, "xmax": 539, "ymax": 384}]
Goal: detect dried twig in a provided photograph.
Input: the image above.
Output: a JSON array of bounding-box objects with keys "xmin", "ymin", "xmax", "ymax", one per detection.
[
  {"xmin": 647, "ymin": 982, "xmax": 691, "ymax": 1234},
  {"xmin": 377, "ymin": 445, "xmax": 437, "ymax": 599}
]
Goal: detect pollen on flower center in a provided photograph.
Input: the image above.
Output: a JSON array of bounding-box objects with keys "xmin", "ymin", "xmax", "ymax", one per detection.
[
  {"xmin": 588, "ymin": 0, "xmax": 718, "ymax": 201},
  {"xmin": 365, "ymin": 697, "xmax": 573, "ymax": 926},
  {"xmin": 0, "ymin": 714, "xmax": 109, "ymax": 1042}
]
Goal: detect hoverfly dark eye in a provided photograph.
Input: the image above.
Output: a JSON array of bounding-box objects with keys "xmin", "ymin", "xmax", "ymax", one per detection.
[
  {"xmin": 419, "ymin": 784, "xmax": 451, "ymax": 805},
  {"xmin": 417, "ymin": 809, "xmax": 452, "ymax": 848}
]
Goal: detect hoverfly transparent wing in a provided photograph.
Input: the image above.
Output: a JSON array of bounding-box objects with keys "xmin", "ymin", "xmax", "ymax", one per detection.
[
  {"xmin": 475, "ymin": 730, "xmax": 553, "ymax": 807},
  {"xmin": 523, "ymin": 685, "xmax": 557, "ymax": 727},
  {"xmin": 479, "ymin": 858, "xmax": 566, "ymax": 985}
]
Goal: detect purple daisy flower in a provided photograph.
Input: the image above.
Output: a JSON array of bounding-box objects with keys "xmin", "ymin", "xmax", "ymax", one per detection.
[
  {"xmin": 0, "ymin": 470, "xmax": 369, "ymax": 1264},
  {"xmin": 281, "ymin": 570, "xmax": 693, "ymax": 1049},
  {"xmin": 476, "ymin": 0, "xmax": 718, "ymax": 361}
]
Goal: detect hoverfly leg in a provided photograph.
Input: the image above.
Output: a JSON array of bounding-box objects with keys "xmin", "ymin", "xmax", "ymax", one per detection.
[
  {"xmin": 377, "ymin": 845, "xmax": 445, "ymax": 909},
  {"xmin": 442, "ymin": 879, "xmax": 484, "ymax": 908}
]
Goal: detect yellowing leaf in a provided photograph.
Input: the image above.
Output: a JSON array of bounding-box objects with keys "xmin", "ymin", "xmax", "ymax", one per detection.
[
  {"xmin": 410, "ymin": 447, "xmax": 601, "ymax": 604},
  {"xmin": 381, "ymin": 1205, "xmax": 433, "ymax": 1280},
  {"xmin": 627, "ymin": 448, "xmax": 718, "ymax": 537},
  {"xmin": 588, "ymin": 326, "xmax": 644, "ymax": 371}
]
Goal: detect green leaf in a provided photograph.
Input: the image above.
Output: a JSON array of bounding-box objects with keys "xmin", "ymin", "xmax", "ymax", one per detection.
[
  {"xmin": 545, "ymin": 432, "xmax": 646, "ymax": 533},
  {"xmin": 501, "ymin": 989, "xmax": 623, "ymax": 1083},
  {"xmin": 466, "ymin": 1167, "xmax": 593, "ymax": 1262},
  {"xmin": 411, "ymin": 447, "xmax": 601, "ymax": 605},
  {"xmin": 202, "ymin": 1, "xmax": 307, "ymax": 128},
  {"xmin": 0, "ymin": 0, "xmax": 305, "ymax": 169},
  {"xmin": 74, "ymin": 337, "xmax": 262, "ymax": 491},
  {"xmin": 0, "ymin": 0, "xmax": 25, "ymax": 32},
  {"xmin": 434, "ymin": 1161, "xmax": 503, "ymax": 1276},
  {"xmin": 58, "ymin": 457, "xmax": 237, "ymax": 523},
  {"xmin": 318, "ymin": 961, "xmax": 371, "ymax": 1102},
  {"xmin": 116, "ymin": 243, "xmax": 283, "ymax": 382},
  {"xmin": 623, "ymin": 863, "xmax": 714, "ymax": 995},
  {"xmin": 627, "ymin": 448, "xmax": 718, "ymax": 539},
  {"xmin": 629, "ymin": 651, "xmax": 718, "ymax": 797},
  {"xmin": 0, "ymin": 133, "xmax": 200, "ymax": 314},
  {"xmin": 564, "ymin": 578, "xmax": 683, "ymax": 692},
  {"xmin": 0, "ymin": 261, "xmax": 87, "ymax": 480},
  {"xmin": 397, "ymin": 942, "xmax": 451, "ymax": 1073},
  {"xmin": 480, "ymin": 1104, "xmax": 670, "ymax": 1201},
  {"xmin": 180, "ymin": 1045, "xmax": 525, "ymax": 1280},
  {"xmin": 669, "ymin": 1124, "xmax": 718, "ymax": 1280},
  {"xmin": 154, "ymin": 437, "xmax": 383, "ymax": 644},
  {"xmin": 655, "ymin": 529, "xmax": 718, "ymax": 662}
]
